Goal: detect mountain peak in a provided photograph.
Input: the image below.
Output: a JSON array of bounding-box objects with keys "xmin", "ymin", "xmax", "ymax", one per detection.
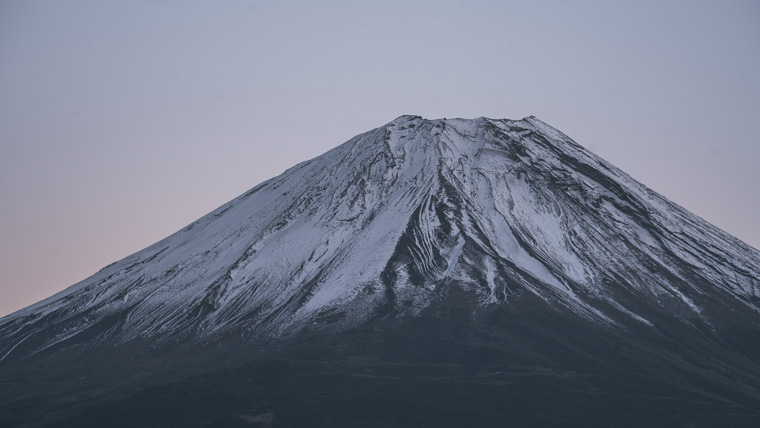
[
  {"xmin": 2, "ymin": 115, "xmax": 758, "ymax": 351},
  {"xmin": 388, "ymin": 114, "xmax": 543, "ymax": 125},
  {"xmin": 3, "ymin": 116, "xmax": 760, "ymax": 426}
]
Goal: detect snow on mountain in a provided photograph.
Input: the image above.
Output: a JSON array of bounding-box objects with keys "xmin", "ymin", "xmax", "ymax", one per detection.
[{"xmin": 2, "ymin": 115, "xmax": 759, "ymax": 361}]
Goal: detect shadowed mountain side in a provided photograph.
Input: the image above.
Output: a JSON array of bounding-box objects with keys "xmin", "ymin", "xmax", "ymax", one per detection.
[{"xmin": 11, "ymin": 288, "xmax": 760, "ymax": 427}]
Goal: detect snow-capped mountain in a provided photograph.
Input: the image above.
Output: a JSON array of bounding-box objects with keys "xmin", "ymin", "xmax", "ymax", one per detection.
[
  {"xmin": 2, "ymin": 116, "xmax": 760, "ymax": 427},
  {"xmin": 2, "ymin": 115, "xmax": 757, "ymax": 357}
]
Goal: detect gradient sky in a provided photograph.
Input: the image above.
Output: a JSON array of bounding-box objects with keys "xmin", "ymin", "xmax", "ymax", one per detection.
[{"xmin": 1, "ymin": 0, "xmax": 758, "ymax": 317}]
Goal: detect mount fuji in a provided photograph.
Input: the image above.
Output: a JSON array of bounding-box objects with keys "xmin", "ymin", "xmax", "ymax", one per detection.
[{"xmin": 2, "ymin": 116, "xmax": 759, "ymax": 427}]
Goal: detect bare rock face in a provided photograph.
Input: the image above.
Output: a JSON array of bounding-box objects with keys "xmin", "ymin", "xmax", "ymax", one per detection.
[{"xmin": 2, "ymin": 116, "xmax": 760, "ymax": 427}]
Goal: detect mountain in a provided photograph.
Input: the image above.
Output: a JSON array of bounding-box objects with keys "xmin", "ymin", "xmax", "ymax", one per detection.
[{"xmin": 2, "ymin": 116, "xmax": 760, "ymax": 427}]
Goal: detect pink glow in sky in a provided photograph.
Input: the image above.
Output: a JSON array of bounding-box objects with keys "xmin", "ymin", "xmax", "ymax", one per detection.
[{"xmin": 1, "ymin": 0, "xmax": 759, "ymax": 317}]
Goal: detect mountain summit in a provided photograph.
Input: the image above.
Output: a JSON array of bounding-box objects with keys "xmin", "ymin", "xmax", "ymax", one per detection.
[{"xmin": 2, "ymin": 116, "xmax": 760, "ymax": 427}]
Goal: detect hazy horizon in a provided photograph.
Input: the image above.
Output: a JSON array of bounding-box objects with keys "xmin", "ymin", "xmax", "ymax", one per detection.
[{"xmin": 1, "ymin": 0, "xmax": 758, "ymax": 317}]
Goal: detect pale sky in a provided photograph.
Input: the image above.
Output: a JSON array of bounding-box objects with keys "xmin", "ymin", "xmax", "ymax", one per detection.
[{"xmin": 1, "ymin": 0, "xmax": 758, "ymax": 317}]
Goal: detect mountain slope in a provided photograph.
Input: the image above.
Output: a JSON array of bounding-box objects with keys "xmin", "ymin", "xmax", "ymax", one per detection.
[{"xmin": 2, "ymin": 115, "xmax": 760, "ymax": 427}]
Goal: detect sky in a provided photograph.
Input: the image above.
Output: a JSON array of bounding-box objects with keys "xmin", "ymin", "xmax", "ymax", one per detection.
[{"xmin": 0, "ymin": 0, "xmax": 758, "ymax": 317}]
